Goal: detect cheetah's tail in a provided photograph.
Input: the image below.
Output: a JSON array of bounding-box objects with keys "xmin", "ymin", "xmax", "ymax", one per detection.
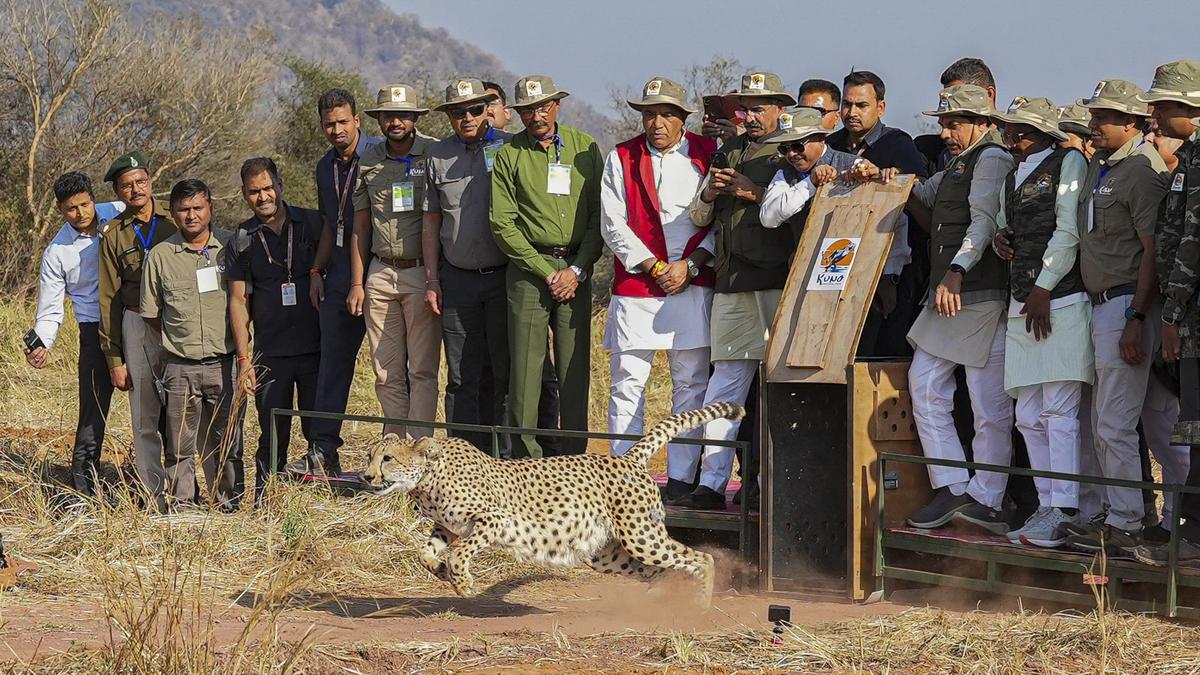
[{"xmin": 621, "ymin": 402, "xmax": 746, "ymax": 468}]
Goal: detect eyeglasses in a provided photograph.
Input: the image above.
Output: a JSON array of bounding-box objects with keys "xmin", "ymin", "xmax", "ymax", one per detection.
[
  {"xmin": 517, "ymin": 101, "xmax": 556, "ymax": 119},
  {"xmin": 801, "ymin": 105, "xmax": 839, "ymax": 117},
  {"xmin": 1002, "ymin": 127, "xmax": 1037, "ymax": 142},
  {"xmin": 777, "ymin": 138, "xmax": 819, "ymax": 155},
  {"xmin": 116, "ymin": 178, "xmax": 150, "ymax": 191},
  {"xmin": 449, "ymin": 104, "xmax": 487, "ymax": 120}
]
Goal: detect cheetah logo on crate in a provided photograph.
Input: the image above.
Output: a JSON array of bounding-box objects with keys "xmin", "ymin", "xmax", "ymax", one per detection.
[{"xmin": 807, "ymin": 237, "xmax": 860, "ymax": 291}]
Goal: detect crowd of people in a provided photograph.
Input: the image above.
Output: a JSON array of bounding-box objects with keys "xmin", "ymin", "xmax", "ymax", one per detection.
[{"xmin": 26, "ymin": 55, "xmax": 1200, "ymax": 567}]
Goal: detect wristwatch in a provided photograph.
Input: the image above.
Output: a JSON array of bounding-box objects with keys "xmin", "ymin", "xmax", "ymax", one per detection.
[
  {"xmin": 1125, "ymin": 306, "xmax": 1146, "ymax": 322},
  {"xmin": 883, "ymin": 273, "xmax": 900, "ymax": 285},
  {"xmin": 569, "ymin": 264, "xmax": 587, "ymax": 282},
  {"xmin": 949, "ymin": 264, "xmax": 967, "ymax": 276},
  {"xmin": 685, "ymin": 259, "xmax": 700, "ymax": 279},
  {"xmin": 1163, "ymin": 315, "xmax": 1179, "ymax": 326}
]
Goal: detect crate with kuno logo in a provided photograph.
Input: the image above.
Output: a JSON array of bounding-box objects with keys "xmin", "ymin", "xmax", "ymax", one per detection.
[{"xmin": 758, "ymin": 174, "xmax": 930, "ymax": 600}]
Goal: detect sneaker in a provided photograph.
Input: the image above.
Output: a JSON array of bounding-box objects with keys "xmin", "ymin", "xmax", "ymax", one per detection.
[
  {"xmin": 1133, "ymin": 537, "xmax": 1200, "ymax": 566},
  {"xmin": 667, "ymin": 486, "xmax": 726, "ymax": 510},
  {"xmin": 285, "ymin": 446, "xmax": 342, "ymax": 478},
  {"xmin": 955, "ymin": 500, "xmax": 1010, "ymax": 535},
  {"xmin": 1060, "ymin": 511, "xmax": 1106, "ymax": 539},
  {"xmin": 1019, "ymin": 507, "xmax": 1079, "ymax": 548},
  {"xmin": 1066, "ymin": 523, "xmax": 1143, "ymax": 554},
  {"xmin": 906, "ymin": 487, "xmax": 974, "ymax": 529},
  {"xmin": 660, "ymin": 478, "xmax": 693, "ymax": 502},
  {"xmin": 1007, "ymin": 506, "xmax": 1051, "ymax": 543}
]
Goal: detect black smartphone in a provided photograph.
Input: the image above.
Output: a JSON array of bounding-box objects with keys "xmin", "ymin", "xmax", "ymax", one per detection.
[
  {"xmin": 703, "ymin": 95, "xmax": 728, "ymax": 121},
  {"xmin": 22, "ymin": 329, "xmax": 45, "ymax": 353},
  {"xmin": 767, "ymin": 604, "xmax": 791, "ymax": 624},
  {"xmin": 711, "ymin": 153, "xmax": 729, "ymax": 171}
]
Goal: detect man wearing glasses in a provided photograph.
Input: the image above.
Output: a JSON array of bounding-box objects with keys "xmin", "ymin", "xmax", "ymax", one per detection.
[
  {"xmin": 422, "ymin": 78, "xmax": 512, "ymax": 451},
  {"xmin": 797, "ymin": 79, "xmax": 842, "ymax": 131},
  {"xmin": 347, "ymin": 83, "xmax": 441, "ymax": 440},
  {"xmin": 490, "ymin": 75, "xmax": 604, "ymax": 458},
  {"xmin": 683, "ymin": 72, "xmax": 794, "ymax": 509}
]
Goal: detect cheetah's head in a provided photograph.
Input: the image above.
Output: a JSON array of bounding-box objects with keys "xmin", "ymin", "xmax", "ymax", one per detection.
[{"xmin": 362, "ymin": 435, "xmax": 441, "ymax": 495}]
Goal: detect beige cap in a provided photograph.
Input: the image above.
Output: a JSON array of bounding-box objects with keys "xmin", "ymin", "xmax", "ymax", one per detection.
[
  {"xmin": 1137, "ymin": 60, "xmax": 1200, "ymax": 107},
  {"xmin": 512, "ymin": 75, "xmax": 569, "ymax": 108},
  {"xmin": 1077, "ymin": 79, "xmax": 1149, "ymax": 116},
  {"xmin": 627, "ymin": 76, "xmax": 696, "ymax": 114},
  {"xmin": 765, "ymin": 107, "xmax": 835, "ymax": 144},
  {"xmin": 1057, "ymin": 104, "xmax": 1092, "ymax": 137},
  {"xmin": 990, "ymin": 96, "xmax": 1069, "ymax": 142},
  {"xmin": 923, "ymin": 84, "xmax": 993, "ymax": 118},
  {"xmin": 728, "ymin": 72, "xmax": 796, "ymax": 107},
  {"xmin": 433, "ymin": 77, "xmax": 498, "ymax": 112},
  {"xmin": 365, "ymin": 83, "xmax": 429, "ymax": 117}
]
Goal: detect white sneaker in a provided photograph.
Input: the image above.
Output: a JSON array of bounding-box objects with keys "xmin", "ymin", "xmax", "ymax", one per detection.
[
  {"xmin": 1019, "ymin": 507, "xmax": 1078, "ymax": 548},
  {"xmin": 1007, "ymin": 506, "xmax": 1051, "ymax": 543}
]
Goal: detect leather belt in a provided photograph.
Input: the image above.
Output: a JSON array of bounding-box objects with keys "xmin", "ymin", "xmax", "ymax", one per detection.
[
  {"xmin": 447, "ymin": 261, "xmax": 507, "ymax": 275},
  {"xmin": 533, "ymin": 244, "xmax": 577, "ymax": 260},
  {"xmin": 376, "ymin": 256, "xmax": 423, "ymax": 269},
  {"xmin": 1090, "ymin": 283, "xmax": 1136, "ymax": 305}
]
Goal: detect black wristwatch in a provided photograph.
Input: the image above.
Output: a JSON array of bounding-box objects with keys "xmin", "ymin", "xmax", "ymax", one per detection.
[
  {"xmin": 949, "ymin": 264, "xmax": 967, "ymax": 276},
  {"xmin": 1162, "ymin": 314, "xmax": 1178, "ymax": 326},
  {"xmin": 883, "ymin": 273, "xmax": 900, "ymax": 285},
  {"xmin": 1125, "ymin": 306, "xmax": 1146, "ymax": 322}
]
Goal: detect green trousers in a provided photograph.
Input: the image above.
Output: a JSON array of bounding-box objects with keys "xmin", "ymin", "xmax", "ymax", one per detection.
[{"xmin": 506, "ymin": 262, "xmax": 591, "ymax": 458}]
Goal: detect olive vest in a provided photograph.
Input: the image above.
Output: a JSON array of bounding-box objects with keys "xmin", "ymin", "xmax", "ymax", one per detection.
[
  {"xmin": 1004, "ymin": 146, "xmax": 1086, "ymax": 302},
  {"xmin": 929, "ymin": 129, "xmax": 1009, "ymax": 304},
  {"xmin": 712, "ymin": 132, "xmax": 792, "ymax": 293}
]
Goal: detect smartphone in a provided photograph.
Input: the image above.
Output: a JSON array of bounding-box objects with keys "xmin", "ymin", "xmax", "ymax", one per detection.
[
  {"xmin": 22, "ymin": 329, "xmax": 45, "ymax": 353},
  {"xmin": 711, "ymin": 153, "xmax": 729, "ymax": 171},
  {"xmin": 703, "ymin": 95, "xmax": 728, "ymax": 121}
]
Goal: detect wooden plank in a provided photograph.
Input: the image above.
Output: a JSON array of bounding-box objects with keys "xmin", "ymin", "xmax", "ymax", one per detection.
[{"xmin": 766, "ymin": 176, "xmax": 913, "ymax": 384}]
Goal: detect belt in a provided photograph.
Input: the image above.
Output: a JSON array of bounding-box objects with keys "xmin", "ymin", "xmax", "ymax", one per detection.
[
  {"xmin": 447, "ymin": 261, "xmax": 507, "ymax": 275},
  {"xmin": 376, "ymin": 256, "xmax": 423, "ymax": 269},
  {"xmin": 532, "ymin": 244, "xmax": 577, "ymax": 260},
  {"xmin": 170, "ymin": 353, "xmax": 232, "ymax": 366},
  {"xmin": 1090, "ymin": 283, "xmax": 1136, "ymax": 305}
]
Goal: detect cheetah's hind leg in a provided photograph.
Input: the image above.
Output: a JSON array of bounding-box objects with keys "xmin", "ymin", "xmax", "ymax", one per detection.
[{"xmin": 586, "ymin": 540, "xmax": 666, "ymax": 581}]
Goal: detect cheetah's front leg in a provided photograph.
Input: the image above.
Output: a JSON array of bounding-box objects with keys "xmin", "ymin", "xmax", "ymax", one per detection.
[
  {"xmin": 421, "ymin": 524, "xmax": 455, "ymax": 581},
  {"xmin": 443, "ymin": 513, "xmax": 504, "ymax": 598}
]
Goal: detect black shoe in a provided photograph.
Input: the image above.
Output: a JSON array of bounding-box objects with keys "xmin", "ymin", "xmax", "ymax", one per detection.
[
  {"xmin": 1133, "ymin": 537, "xmax": 1200, "ymax": 566},
  {"xmin": 285, "ymin": 446, "xmax": 341, "ymax": 478},
  {"xmin": 906, "ymin": 487, "xmax": 973, "ymax": 529},
  {"xmin": 954, "ymin": 501, "xmax": 1010, "ymax": 535},
  {"xmin": 733, "ymin": 481, "xmax": 760, "ymax": 509},
  {"xmin": 1143, "ymin": 525, "xmax": 1172, "ymax": 545},
  {"xmin": 1066, "ymin": 523, "xmax": 1143, "ymax": 554},
  {"xmin": 1060, "ymin": 511, "xmax": 1106, "ymax": 539},
  {"xmin": 660, "ymin": 478, "xmax": 693, "ymax": 502},
  {"xmin": 668, "ymin": 486, "xmax": 726, "ymax": 510}
]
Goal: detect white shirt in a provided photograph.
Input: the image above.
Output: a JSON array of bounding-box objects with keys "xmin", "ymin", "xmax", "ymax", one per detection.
[
  {"xmin": 600, "ymin": 136, "xmax": 714, "ymax": 351},
  {"xmin": 34, "ymin": 202, "xmax": 124, "ymax": 348}
]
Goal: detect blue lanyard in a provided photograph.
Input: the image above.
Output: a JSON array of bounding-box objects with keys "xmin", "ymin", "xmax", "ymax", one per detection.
[
  {"xmin": 535, "ymin": 133, "xmax": 563, "ymax": 163},
  {"xmin": 133, "ymin": 216, "xmax": 157, "ymax": 250},
  {"xmin": 387, "ymin": 155, "xmax": 412, "ymax": 177}
]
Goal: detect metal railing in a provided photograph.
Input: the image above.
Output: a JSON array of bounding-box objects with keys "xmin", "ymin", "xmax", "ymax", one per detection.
[{"xmin": 876, "ymin": 452, "xmax": 1200, "ymax": 618}]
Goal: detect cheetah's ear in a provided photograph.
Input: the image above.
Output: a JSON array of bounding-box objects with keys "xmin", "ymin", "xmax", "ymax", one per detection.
[
  {"xmin": 415, "ymin": 437, "xmax": 442, "ymax": 459},
  {"xmin": 382, "ymin": 433, "xmax": 401, "ymax": 442}
]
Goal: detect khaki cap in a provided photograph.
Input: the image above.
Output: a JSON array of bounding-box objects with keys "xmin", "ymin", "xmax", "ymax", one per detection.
[
  {"xmin": 923, "ymin": 84, "xmax": 993, "ymax": 118},
  {"xmin": 729, "ymin": 72, "xmax": 796, "ymax": 107},
  {"xmin": 765, "ymin": 107, "xmax": 835, "ymax": 144},
  {"xmin": 1077, "ymin": 79, "xmax": 1149, "ymax": 116},
  {"xmin": 434, "ymin": 77, "xmax": 498, "ymax": 112},
  {"xmin": 627, "ymin": 76, "xmax": 696, "ymax": 115},
  {"xmin": 1137, "ymin": 60, "xmax": 1200, "ymax": 107},
  {"xmin": 104, "ymin": 151, "xmax": 149, "ymax": 182},
  {"xmin": 990, "ymin": 96, "xmax": 1068, "ymax": 142},
  {"xmin": 1057, "ymin": 104, "xmax": 1092, "ymax": 137},
  {"xmin": 512, "ymin": 75, "xmax": 569, "ymax": 108},
  {"xmin": 365, "ymin": 83, "xmax": 429, "ymax": 117}
]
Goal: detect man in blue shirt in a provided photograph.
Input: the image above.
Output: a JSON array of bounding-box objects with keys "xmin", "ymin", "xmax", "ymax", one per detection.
[{"xmin": 28, "ymin": 172, "xmax": 123, "ymax": 497}]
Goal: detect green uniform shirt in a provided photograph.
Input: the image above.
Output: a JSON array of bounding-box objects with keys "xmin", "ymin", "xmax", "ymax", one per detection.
[
  {"xmin": 489, "ymin": 123, "xmax": 603, "ymax": 279},
  {"xmin": 140, "ymin": 229, "xmax": 235, "ymax": 361},
  {"xmin": 352, "ymin": 133, "xmax": 436, "ymax": 259},
  {"xmin": 97, "ymin": 199, "xmax": 178, "ymax": 369}
]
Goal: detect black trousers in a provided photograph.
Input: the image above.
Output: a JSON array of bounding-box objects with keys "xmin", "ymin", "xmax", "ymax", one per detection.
[
  {"xmin": 73, "ymin": 322, "xmax": 115, "ymax": 495},
  {"xmin": 441, "ymin": 263, "xmax": 510, "ymax": 451},
  {"xmin": 255, "ymin": 352, "xmax": 320, "ymax": 493},
  {"xmin": 309, "ymin": 291, "xmax": 366, "ymax": 457}
]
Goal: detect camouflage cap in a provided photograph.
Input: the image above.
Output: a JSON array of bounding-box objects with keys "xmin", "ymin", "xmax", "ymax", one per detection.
[
  {"xmin": 765, "ymin": 107, "xmax": 835, "ymax": 144},
  {"xmin": 104, "ymin": 151, "xmax": 150, "ymax": 183},
  {"xmin": 512, "ymin": 75, "xmax": 570, "ymax": 109},
  {"xmin": 728, "ymin": 72, "xmax": 796, "ymax": 106},
  {"xmin": 923, "ymin": 84, "xmax": 993, "ymax": 118},
  {"xmin": 365, "ymin": 83, "xmax": 429, "ymax": 117},
  {"xmin": 1137, "ymin": 60, "xmax": 1200, "ymax": 106},
  {"xmin": 433, "ymin": 77, "xmax": 498, "ymax": 112},
  {"xmin": 1057, "ymin": 104, "xmax": 1093, "ymax": 137},
  {"xmin": 1077, "ymin": 79, "xmax": 1149, "ymax": 116},
  {"xmin": 627, "ymin": 76, "xmax": 696, "ymax": 115},
  {"xmin": 990, "ymin": 96, "xmax": 1068, "ymax": 142}
]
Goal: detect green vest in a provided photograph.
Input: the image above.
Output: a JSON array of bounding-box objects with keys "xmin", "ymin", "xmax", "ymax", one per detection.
[
  {"xmin": 1004, "ymin": 147, "xmax": 1086, "ymax": 302},
  {"xmin": 929, "ymin": 129, "xmax": 1009, "ymax": 304},
  {"xmin": 712, "ymin": 133, "xmax": 792, "ymax": 293}
]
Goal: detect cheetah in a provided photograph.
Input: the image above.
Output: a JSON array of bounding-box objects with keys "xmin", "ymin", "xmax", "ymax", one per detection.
[{"xmin": 361, "ymin": 402, "xmax": 745, "ymax": 607}]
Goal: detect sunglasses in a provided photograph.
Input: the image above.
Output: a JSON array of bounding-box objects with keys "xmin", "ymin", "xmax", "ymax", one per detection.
[
  {"xmin": 801, "ymin": 105, "xmax": 839, "ymax": 116},
  {"xmin": 777, "ymin": 138, "xmax": 819, "ymax": 155},
  {"xmin": 449, "ymin": 104, "xmax": 487, "ymax": 120}
]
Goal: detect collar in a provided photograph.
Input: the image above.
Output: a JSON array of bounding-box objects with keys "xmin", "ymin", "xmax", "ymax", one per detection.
[
  {"xmin": 1101, "ymin": 133, "xmax": 1145, "ymax": 166},
  {"xmin": 117, "ymin": 199, "xmax": 171, "ymax": 229},
  {"xmin": 167, "ymin": 229, "xmax": 224, "ymax": 253},
  {"xmin": 1019, "ymin": 145, "xmax": 1054, "ymax": 168},
  {"xmin": 244, "ymin": 201, "xmax": 295, "ymax": 235},
  {"xmin": 848, "ymin": 121, "xmax": 887, "ymax": 151},
  {"xmin": 644, "ymin": 134, "xmax": 688, "ymax": 157},
  {"xmin": 383, "ymin": 134, "xmax": 430, "ymax": 161}
]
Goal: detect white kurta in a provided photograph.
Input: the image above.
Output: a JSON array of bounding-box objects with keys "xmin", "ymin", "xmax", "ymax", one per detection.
[{"xmin": 600, "ymin": 136, "xmax": 714, "ymax": 352}]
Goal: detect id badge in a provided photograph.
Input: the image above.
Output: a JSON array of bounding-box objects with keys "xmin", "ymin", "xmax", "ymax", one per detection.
[
  {"xmin": 196, "ymin": 266, "xmax": 219, "ymax": 293},
  {"xmin": 1172, "ymin": 173, "xmax": 1186, "ymax": 192},
  {"xmin": 392, "ymin": 182, "xmax": 415, "ymax": 212},
  {"xmin": 336, "ymin": 222, "xmax": 345, "ymax": 247},
  {"xmin": 281, "ymin": 282, "xmax": 297, "ymax": 306},
  {"xmin": 483, "ymin": 142, "xmax": 501, "ymax": 172},
  {"xmin": 547, "ymin": 163, "xmax": 572, "ymax": 195}
]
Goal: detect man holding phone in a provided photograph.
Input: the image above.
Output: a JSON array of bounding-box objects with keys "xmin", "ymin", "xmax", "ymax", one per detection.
[{"xmin": 29, "ymin": 172, "xmax": 123, "ymax": 499}]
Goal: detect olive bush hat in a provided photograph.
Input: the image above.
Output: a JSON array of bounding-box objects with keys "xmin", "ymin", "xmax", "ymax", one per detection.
[
  {"xmin": 766, "ymin": 107, "xmax": 835, "ymax": 144},
  {"xmin": 1057, "ymin": 104, "xmax": 1092, "ymax": 137},
  {"xmin": 728, "ymin": 72, "xmax": 796, "ymax": 107},
  {"xmin": 434, "ymin": 77, "xmax": 498, "ymax": 112},
  {"xmin": 923, "ymin": 84, "xmax": 993, "ymax": 118},
  {"xmin": 1077, "ymin": 79, "xmax": 1149, "ymax": 116},
  {"xmin": 512, "ymin": 75, "xmax": 570, "ymax": 108},
  {"xmin": 627, "ymin": 76, "xmax": 696, "ymax": 115},
  {"xmin": 1137, "ymin": 60, "xmax": 1200, "ymax": 107},
  {"xmin": 365, "ymin": 83, "xmax": 429, "ymax": 117},
  {"xmin": 990, "ymin": 96, "xmax": 1069, "ymax": 142}
]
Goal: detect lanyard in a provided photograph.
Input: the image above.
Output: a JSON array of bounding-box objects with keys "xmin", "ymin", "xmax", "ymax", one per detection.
[
  {"xmin": 188, "ymin": 245, "xmax": 212, "ymax": 264},
  {"xmin": 387, "ymin": 155, "xmax": 413, "ymax": 176},
  {"xmin": 333, "ymin": 158, "xmax": 358, "ymax": 226},
  {"xmin": 536, "ymin": 133, "xmax": 563, "ymax": 163},
  {"xmin": 256, "ymin": 222, "xmax": 294, "ymax": 282},
  {"xmin": 133, "ymin": 216, "xmax": 157, "ymax": 250}
]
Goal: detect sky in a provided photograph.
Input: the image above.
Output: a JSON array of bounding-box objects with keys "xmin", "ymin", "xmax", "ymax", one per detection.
[{"xmin": 385, "ymin": 0, "xmax": 1199, "ymax": 136}]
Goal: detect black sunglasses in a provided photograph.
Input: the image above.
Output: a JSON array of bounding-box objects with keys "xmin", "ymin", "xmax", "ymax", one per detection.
[
  {"xmin": 777, "ymin": 139, "xmax": 818, "ymax": 155},
  {"xmin": 449, "ymin": 104, "xmax": 487, "ymax": 120}
]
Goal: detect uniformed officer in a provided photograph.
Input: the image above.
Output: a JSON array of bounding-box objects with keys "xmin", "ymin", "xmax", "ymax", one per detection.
[
  {"xmin": 97, "ymin": 152, "xmax": 178, "ymax": 512},
  {"xmin": 683, "ymin": 72, "xmax": 796, "ymax": 510},
  {"xmin": 988, "ymin": 96, "xmax": 1091, "ymax": 547},
  {"xmin": 490, "ymin": 75, "xmax": 604, "ymax": 458},
  {"xmin": 348, "ymin": 83, "xmax": 441, "ymax": 440},
  {"xmin": 1063, "ymin": 80, "xmax": 1172, "ymax": 554},
  {"xmin": 903, "ymin": 85, "xmax": 1016, "ymax": 535},
  {"xmin": 1134, "ymin": 61, "xmax": 1200, "ymax": 564},
  {"xmin": 141, "ymin": 179, "xmax": 244, "ymax": 512},
  {"xmin": 228, "ymin": 157, "xmax": 323, "ymax": 502}
]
